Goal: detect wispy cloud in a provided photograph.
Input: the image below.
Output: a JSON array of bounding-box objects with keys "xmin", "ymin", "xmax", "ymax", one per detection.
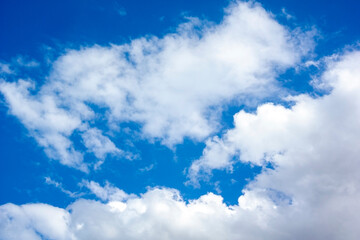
[
  {"xmin": 0, "ymin": 62, "xmax": 13, "ymax": 75},
  {"xmin": 14, "ymin": 56, "xmax": 39, "ymax": 68},
  {"xmin": 139, "ymin": 163, "xmax": 155, "ymax": 172},
  {"xmin": 45, "ymin": 177, "xmax": 84, "ymax": 198},
  {"xmin": 116, "ymin": 7, "xmax": 126, "ymax": 16},
  {"xmin": 281, "ymin": 8, "xmax": 295, "ymax": 20},
  {"xmin": 80, "ymin": 180, "xmax": 134, "ymax": 201}
]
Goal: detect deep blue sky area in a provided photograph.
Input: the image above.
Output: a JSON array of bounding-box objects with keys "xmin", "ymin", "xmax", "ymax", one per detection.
[
  {"xmin": 1, "ymin": 0, "xmax": 360, "ymax": 208},
  {"xmin": 1, "ymin": 0, "xmax": 360, "ymax": 59}
]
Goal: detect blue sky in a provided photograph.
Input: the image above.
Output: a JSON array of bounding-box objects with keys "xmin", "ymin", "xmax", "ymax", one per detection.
[{"xmin": 1, "ymin": 1, "xmax": 360, "ymax": 239}]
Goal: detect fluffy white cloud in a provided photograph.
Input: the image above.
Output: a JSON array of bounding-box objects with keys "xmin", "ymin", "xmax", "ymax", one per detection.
[
  {"xmin": 0, "ymin": 186, "xmax": 289, "ymax": 240},
  {"xmin": 186, "ymin": 49, "xmax": 360, "ymax": 237},
  {"xmin": 0, "ymin": 79, "xmax": 87, "ymax": 170},
  {"xmin": 0, "ymin": 1, "xmax": 314, "ymax": 169},
  {"xmin": 0, "ymin": 203, "xmax": 74, "ymax": 240},
  {"xmin": 2, "ymin": 50, "xmax": 360, "ymax": 240},
  {"xmin": 188, "ymin": 50, "xmax": 360, "ymax": 182}
]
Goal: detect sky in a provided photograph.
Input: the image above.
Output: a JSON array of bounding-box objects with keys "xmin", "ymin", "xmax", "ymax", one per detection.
[{"xmin": 1, "ymin": 0, "xmax": 360, "ymax": 239}]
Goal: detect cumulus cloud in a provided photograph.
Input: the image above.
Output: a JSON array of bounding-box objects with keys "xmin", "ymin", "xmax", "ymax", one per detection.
[
  {"xmin": 2, "ymin": 50, "xmax": 360, "ymax": 240},
  {"xmin": 0, "ymin": 1, "xmax": 314, "ymax": 169},
  {"xmin": 188, "ymin": 50, "xmax": 360, "ymax": 183},
  {"xmin": 0, "ymin": 203, "xmax": 74, "ymax": 240},
  {"xmin": 0, "ymin": 187, "xmax": 286, "ymax": 240},
  {"xmin": 185, "ymin": 49, "xmax": 360, "ymax": 236}
]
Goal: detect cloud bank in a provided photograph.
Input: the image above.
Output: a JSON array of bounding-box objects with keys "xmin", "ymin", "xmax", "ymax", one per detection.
[
  {"xmin": 2, "ymin": 49, "xmax": 360, "ymax": 240},
  {"xmin": 2, "ymin": 1, "xmax": 360, "ymax": 239},
  {"xmin": 0, "ymin": 2, "xmax": 314, "ymax": 170}
]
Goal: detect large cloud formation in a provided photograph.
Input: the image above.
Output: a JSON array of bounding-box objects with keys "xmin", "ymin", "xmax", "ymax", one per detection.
[
  {"xmin": 2, "ymin": 1, "xmax": 360, "ymax": 239},
  {"xmin": 0, "ymin": 2, "xmax": 313, "ymax": 170},
  {"xmin": 2, "ymin": 47, "xmax": 360, "ymax": 240}
]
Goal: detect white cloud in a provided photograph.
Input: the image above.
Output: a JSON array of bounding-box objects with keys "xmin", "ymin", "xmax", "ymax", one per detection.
[
  {"xmin": 139, "ymin": 163, "xmax": 154, "ymax": 172},
  {"xmin": 1, "ymin": 2, "xmax": 360, "ymax": 239},
  {"xmin": 81, "ymin": 128, "xmax": 122, "ymax": 167},
  {"xmin": 0, "ymin": 1, "xmax": 314, "ymax": 169},
  {"xmin": 81, "ymin": 180, "xmax": 134, "ymax": 202},
  {"xmin": 185, "ymin": 49, "xmax": 360, "ymax": 237},
  {"xmin": 0, "ymin": 62, "xmax": 13, "ymax": 75},
  {"xmin": 0, "ymin": 187, "xmax": 280, "ymax": 240},
  {"xmin": 188, "ymin": 50, "xmax": 360, "ymax": 183},
  {"xmin": 0, "ymin": 79, "xmax": 86, "ymax": 170},
  {"xmin": 2, "ymin": 178, "xmax": 359, "ymax": 240},
  {"xmin": 2, "ymin": 49, "xmax": 360, "ymax": 239},
  {"xmin": 45, "ymin": 177, "xmax": 83, "ymax": 198},
  {"xmin": 281, "ymin": 8, "xmax": 294, "ymax": 20},
  {"xmin": 14, "ymin": 56, "xmax": 40, "ymax": 68},
  {"xmin": 0, "ymin": 203, "xmax": 75, "ymax": 240}
]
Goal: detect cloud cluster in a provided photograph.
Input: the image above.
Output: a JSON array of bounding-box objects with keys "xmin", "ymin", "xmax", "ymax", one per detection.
[
  {"xmin": 0, "ymin": 2, "xmax": 314, "ymax": 170},
  {"xmin": 188, "ymin": 50, "xmax": 360, "ymax": 183},
  {"xmin": 2, "ymin": 50, "xmax": 360, "ymax": 239},
  {"xmin": 186, "ymin": 50, "xmax": 360, "ymax": 236}
]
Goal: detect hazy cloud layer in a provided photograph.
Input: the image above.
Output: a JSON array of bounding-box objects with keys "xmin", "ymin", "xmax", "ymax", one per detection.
[{"xmin": 0, "ymin": 2, "xmax": 314, "ymax": 170}]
